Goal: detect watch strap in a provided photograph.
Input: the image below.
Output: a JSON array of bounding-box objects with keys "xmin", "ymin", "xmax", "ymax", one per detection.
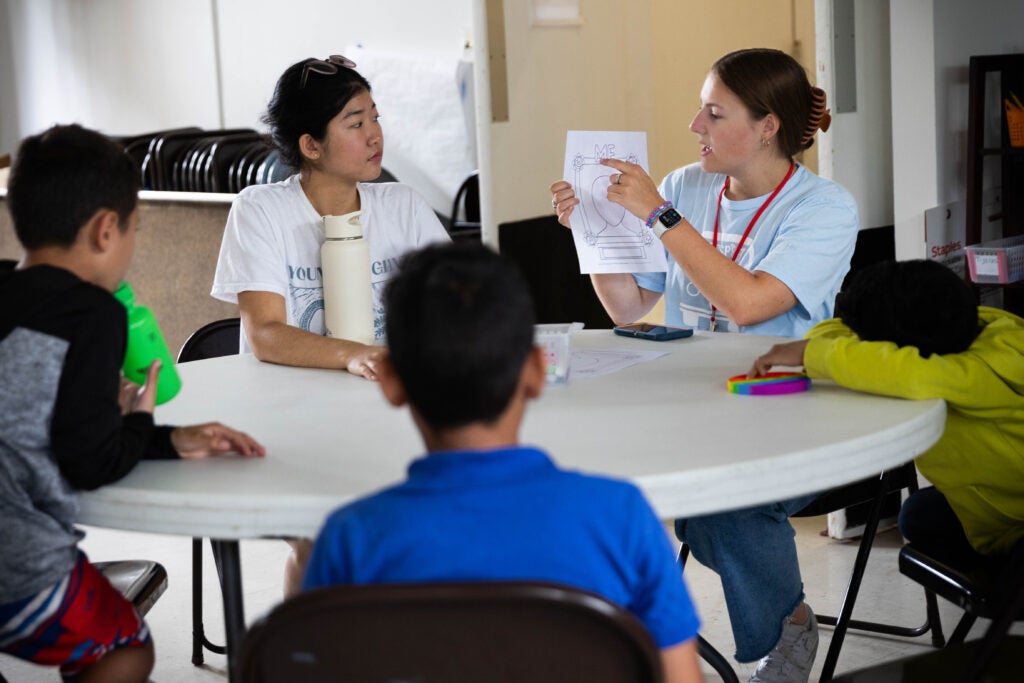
[{"xmin": 651, "ymin": 220, "xmax": 671, "ymax": 241}]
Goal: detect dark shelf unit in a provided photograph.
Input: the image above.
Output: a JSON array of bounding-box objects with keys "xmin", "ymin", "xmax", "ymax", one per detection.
[{"xmin": 965, "ymin": 54, "xmax": 1024, "ymax": 314}]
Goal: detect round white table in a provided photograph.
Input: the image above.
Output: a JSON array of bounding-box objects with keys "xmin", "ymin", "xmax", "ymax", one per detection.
[{"xmin": 79, "ymin": 329, "xmax": 946, "ymax": 679}]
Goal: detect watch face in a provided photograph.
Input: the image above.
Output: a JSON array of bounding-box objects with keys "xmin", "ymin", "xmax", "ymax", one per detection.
[{"xmin": 659, "ymin": 207, "xmax": 683, "ymax": 229}]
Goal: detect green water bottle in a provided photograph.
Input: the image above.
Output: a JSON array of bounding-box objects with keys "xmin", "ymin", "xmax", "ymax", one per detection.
[{"xmin": 112, "ymin": 282, "xmax": 181, "ymax": 405}]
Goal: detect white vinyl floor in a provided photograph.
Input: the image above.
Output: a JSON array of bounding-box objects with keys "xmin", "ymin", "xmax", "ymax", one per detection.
[{"xmin": 1, "ymin": 516, "xmax": 1018, "ymax": 682}]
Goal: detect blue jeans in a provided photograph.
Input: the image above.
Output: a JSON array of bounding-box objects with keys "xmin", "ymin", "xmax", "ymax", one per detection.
[{"xmin": 675, "ymin": 493, "xmax": 818, "ymax": 662}]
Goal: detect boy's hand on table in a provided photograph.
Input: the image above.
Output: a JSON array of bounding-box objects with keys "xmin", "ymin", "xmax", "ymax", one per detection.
[
  {"xmin": 171, "ymin": 423, "xmax": 266, "ymax": 459},
  {"xmin": 749, "ymin": 339, "xmax": 809, "ymax": 378}
]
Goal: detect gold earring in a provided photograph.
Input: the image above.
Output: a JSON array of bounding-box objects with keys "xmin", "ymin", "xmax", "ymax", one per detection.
[{"xmin": 761, "ymin": 138, "xmax": 770, "ymax": 148}]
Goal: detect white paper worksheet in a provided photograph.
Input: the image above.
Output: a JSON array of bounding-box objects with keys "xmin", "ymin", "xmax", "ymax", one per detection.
[
  {"xmin": 562, "ymin": 130, "xmax": 668, "ymax": 274},
  {"xmin": 569, "ymin": 348, "xmax": 669, "ymax": 379}
]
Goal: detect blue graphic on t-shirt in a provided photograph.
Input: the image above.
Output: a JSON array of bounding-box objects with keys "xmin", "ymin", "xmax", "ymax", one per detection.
[
  {"xmin": 300, "ymin": 298, "xmax": 324, "ymax": 331},
  {"xmin": 289, "ymin": 283, "xmax": 324, "ymax": 332}
]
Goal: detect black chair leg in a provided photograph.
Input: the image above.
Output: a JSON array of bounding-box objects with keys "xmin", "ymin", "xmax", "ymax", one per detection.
[
  {"xmin": 698, "ymin": 635, "xmax": 741, "ymax": 683},
  {"xmin": 960, "ymin": 563, "xmax": 1024, "ymax": 683},
  {"xmin": 817, "ymin": 474, "xmax": 892, "ymax": 682},
  {"xmin": 211, "ymin": 540, "xmax": 246, "ymax": 683},
  {"xmin": 948, "ymin": 613, "xmax": 978, "ymax": 646},
  {"xmin": 677, "ymin": 542, "xmax": 742, "ymax": 682},
  {"xmin": 815, "ymin": 468, "xmax": 947, "ymax": 680},
  {"xmin": 192, "ymin": 537, "xmax": 227, "ymax": 665},
  {"xmin": 192, "ymin": 537, "xmax": 204, "ymax": 665},
  {"xmin": 924, "ymin": 584, "xmax": 946, "ymax": 647}
]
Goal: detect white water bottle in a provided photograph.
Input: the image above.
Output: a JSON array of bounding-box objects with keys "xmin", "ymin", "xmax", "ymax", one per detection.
[{"xmin": 321, "ymin": 210, "xmax": 374, "ymax": 345}]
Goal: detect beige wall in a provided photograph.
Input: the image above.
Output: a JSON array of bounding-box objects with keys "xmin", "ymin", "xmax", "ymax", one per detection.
[
  {"xmin": 0, "ymin": 195, "xmax": 238, "ymax": 355},
  {"xmin": 490, "ymin": 1, "xmax": 655, "ymax": 226},
  {"xmin": 650, "ymin": 0, "xmax": 817, "ymax": 182},
  {"xmin": 489, "ymin": 0, "xmax": 816, "ymax": 227},
  {"xmin": 488, "ymin": 0, "xmax": 815, "ymax": 323}
]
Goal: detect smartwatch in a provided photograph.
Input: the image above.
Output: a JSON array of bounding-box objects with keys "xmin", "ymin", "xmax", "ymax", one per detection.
[{"xmin": 651, "ymin": 207, "xmax": 683, "ymax": 240}]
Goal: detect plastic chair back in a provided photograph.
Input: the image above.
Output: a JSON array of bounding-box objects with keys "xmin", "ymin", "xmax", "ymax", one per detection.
[
  {"xmin": 177, "ymin": 318, "xmax": 241, "ymax": 363},
  {"xmin": 449, "ymin": 171, "xmax": 481, "ymax": 239},
  {"xmin": 239, "ymin": 581, "xmax": 664, "ymax": 683}
]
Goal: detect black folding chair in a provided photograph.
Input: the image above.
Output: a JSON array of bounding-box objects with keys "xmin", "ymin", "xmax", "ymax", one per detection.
[
  {"xmin": 449, "ymin": 170, "xmax": 481, "ymax": 240},
  {"xmin": 679, "ymin": 461, "xmax": 943, "ymax": 682},
  {"xmin": 792, "ymin": 462, "xmax": 944, "ymax": 680},
  {"xmin": 176, "ymin": 318, "xmax": 241, "ymax": 665},
  {"xmin": 832, "ymin": 535, "xmax": 1024, "ymax": 682}
]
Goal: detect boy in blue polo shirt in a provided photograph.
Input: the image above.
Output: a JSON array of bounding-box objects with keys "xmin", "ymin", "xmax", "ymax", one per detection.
[{"xmin": 303, "ymin": 242, "xmax": 702, "ymax": 681}]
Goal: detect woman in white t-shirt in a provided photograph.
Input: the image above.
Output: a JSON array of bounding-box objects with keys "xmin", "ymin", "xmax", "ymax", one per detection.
[
  {"xmin": 213, "ymin": 55, "xmax": 449, "ymax": 381},
  {"xmin": 212, "ymin": 55, "xmax": 449, "ymax": 597}
]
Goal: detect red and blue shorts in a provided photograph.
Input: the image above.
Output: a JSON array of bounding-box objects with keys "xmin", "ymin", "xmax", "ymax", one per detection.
[{"xmin": 0, "ymin": 552, "xmax": 150, "ymax": 677}]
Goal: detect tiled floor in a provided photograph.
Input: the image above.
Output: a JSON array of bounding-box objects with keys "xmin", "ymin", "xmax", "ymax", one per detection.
[{"xmin": 1, "ymin": 516, "xmax": 1018, "ymax": 682}]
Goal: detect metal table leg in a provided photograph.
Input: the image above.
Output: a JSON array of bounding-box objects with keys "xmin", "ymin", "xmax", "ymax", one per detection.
[{"xmin": 211, "ymin": 539, "xmax": 245, "ymax": 683}]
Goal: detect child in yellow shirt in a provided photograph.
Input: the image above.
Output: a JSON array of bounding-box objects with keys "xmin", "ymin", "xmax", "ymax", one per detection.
[{"xmin": 752, "ymin": 259, "xmax": 1024, "ymax": 567}]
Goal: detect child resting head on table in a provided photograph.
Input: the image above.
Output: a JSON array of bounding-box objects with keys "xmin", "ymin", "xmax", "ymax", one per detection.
[
  {"xmin": 302, "ymin": 241, "xmax": 704, "ymax": 683},
  {"xmin": 752, "ymin": 259, "xmax": 1024, "ymax": 568},
  {"xmin": 0, "ymin": 124, "xmax": 264, "ymax": 683}
]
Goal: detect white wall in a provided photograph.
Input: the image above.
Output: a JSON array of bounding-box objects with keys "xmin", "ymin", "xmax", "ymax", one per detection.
[
  {"xmin": 0, "ymin": 0, "xmax": 221, "ymax": 144},
  {"xmin": 214, "ymin": 0, "xmax": 471, "ymax": 130},
  {"xmin": 889, "ymin": 0, "xmax": 939, "ymax": 259},
  {"xmin": 0, "ymin": 0, "xmax": 474, "ymax": 213},
  {"xmin": 815, "ymin": 0, "xmax": 892, "ymax": 230},
  {"xmin": 889, "ymin": 0, "xmax": 1024, "ymax": 259}
]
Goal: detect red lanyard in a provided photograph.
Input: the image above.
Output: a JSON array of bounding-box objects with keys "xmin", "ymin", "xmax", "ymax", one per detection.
[{"xmin": 708, "ymin": 161, "xmax": 796, "ymax": 331}]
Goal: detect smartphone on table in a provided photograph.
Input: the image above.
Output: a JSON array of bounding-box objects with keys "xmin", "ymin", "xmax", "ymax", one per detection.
[{"xmin": 612, "ymin": 323, "xmax": 694, "ymax": 341}]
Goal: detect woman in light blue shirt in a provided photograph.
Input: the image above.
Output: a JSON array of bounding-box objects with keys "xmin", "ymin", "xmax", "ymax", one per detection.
[
  {"xmin": 551, "ymin": 48, "xmax": 859, "ymax": 682},
  {"xmin": 552, "ymin": 49, "xmax": 858, "ymax": 339}
]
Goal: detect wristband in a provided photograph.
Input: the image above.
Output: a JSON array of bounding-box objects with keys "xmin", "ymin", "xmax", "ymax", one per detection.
[{"xmin": 645, "ymin": 201, "xmax": 674, "ymax": 229}]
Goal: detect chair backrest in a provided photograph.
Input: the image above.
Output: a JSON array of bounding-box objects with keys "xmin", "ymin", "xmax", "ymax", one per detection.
[
  {"xmin": 449, "ymin": 170, "xmax": 481, "ymax": 239},
  {"xmin": 177, "ymin": 318, "xmax": 241, "ymax": 363},
  {"xmin": 238, "ymin": 581, "xmax": 664, "ymax": 683},
  {"xmin": 499, "ymin": 217, "xmax": 613, "ymax": 328}
]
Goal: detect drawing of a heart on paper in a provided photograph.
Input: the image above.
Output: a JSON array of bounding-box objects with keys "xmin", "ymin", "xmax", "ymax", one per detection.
[{"xmin": 563, "ymin": 130, "xmax": 668, "ymax": 274}]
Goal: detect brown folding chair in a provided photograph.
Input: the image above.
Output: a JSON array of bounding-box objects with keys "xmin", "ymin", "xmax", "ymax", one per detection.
[{"xmin": 239, "ymin": 581, "xmax": 664, "ymax": 683}]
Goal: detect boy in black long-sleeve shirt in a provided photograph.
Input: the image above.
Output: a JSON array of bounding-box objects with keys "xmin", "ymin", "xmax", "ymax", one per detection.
[{"xmin": 0, "ymin": 124, "xmax": 264, "ymax": 683}]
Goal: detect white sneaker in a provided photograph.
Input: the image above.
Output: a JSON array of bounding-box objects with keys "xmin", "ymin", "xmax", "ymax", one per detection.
[{"xmin": 748, "ymin": 605, "xmax": 819, "ymax": 683}]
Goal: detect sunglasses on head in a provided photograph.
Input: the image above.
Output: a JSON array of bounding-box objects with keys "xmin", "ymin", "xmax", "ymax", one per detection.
[{"xmin": 300, "ymin": 55, "xmax": 358, "ymax": 89}]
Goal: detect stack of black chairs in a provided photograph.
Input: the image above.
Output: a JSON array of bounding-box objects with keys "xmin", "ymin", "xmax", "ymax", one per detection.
[
  {"xmin": 115, "ymin": 128, "xmax": 290, "ymax": 193},
  {"xmin": 113, "ymin": 129, "xmax": 473, "ymax": 234}
]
